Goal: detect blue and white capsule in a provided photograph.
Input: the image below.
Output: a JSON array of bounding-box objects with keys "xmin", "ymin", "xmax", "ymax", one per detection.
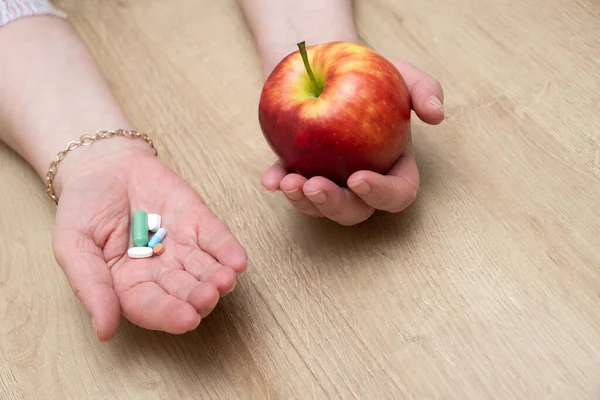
[{"xmin": 148, "ymin": 227, "xmax": 167, "ymax": 249}]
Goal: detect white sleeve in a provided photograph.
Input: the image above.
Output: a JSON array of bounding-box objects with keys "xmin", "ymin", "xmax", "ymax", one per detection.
[{"xmin": 0, "ymin": 0, "xmax": 67, "ymax": 27}]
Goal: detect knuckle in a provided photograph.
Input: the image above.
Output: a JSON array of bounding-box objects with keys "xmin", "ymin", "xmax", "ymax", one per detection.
[
  {"xmin": 323, "ymin": 201, "xmax": 346, "ymax": 218},
  {"xmin": 372, "ymin": 190, "xmax": 396, "ymax": 209},
  {"xmin": 284, "ymin": 192, "xmax": 305, "ymax": 204},
  {"xmin": 291, "ymin": 200, "xmax": 315, "ymax": 214},
  {"xmin": 389, "ymin": 189, "xmax": 418, "ymax": 213},
  {"xmin": 414, "ymin": 76, "xmax": 443, "ymax": 99},
  {"xmin": 287, "ymin": 198, "xmax": 321, "ymax": 217},
  {"xmin": 72, "ymin": 281, "xmax": 99, "ymax": 306},
  {"xmin": 206, "ymin": 225, "xmax": 234, "ymax": 252},
  {"xmin": 323, "ymin": 190, "xmax": 355, "ymax": 218},
  {"xmin": 362, "ymin": 207, "xmax": 376, "ymax": 221}
]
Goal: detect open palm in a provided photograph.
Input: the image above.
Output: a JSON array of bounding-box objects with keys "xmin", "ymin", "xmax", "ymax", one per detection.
[{"xmin": 52, "ymin": 148, "xmax": 247, "ymax": 341}]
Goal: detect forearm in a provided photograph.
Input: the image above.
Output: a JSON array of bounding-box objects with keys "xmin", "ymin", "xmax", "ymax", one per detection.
[
  {"xmin": 238, "ymin": 0, "xmax": 359, "ymax": 77},
  {"xmin": 0, "ymin": 15, "xmax": 147, "ymax": 195}
]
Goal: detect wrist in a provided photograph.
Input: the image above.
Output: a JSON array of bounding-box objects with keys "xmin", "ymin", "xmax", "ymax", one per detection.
[
  {"xmin": 50, "ymin": 132, "xmax": 156, "ymax": 201},
  {"xmin": 241, "ymin": 0, "xmax": 359, "ymax": 78},
  {"xmin": 260, "ymin": 30, "xmax": 359, "ymax": 78}
]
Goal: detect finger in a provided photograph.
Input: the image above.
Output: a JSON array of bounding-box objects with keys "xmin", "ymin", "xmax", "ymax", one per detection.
[
  {"xmin": 183, "ymin": 248, "xmax": 238, "ymax": 295},
  {"xmin": 347, "ymin": 171, "xmax": 417, "ymax": 213},
  {"xmin": 302, "ymin": 177, "xmax": 374, "ymax": 226},
  {"xmin": 348, "ymin": 138, "xmax": 419, "ymax": 213},
  {"xmin": 391, "ymin": 58, "xmax": 444, "ymax": 125},
  {"xmin": 197, "ymin": 214, "xmax": 248, "ymax": 273},
  {"xmin": 53, "ymin": 233, "xmax": 121, "ymax": 342},
  {"xmin": 156, "ymin": 268, "xmax": 220, "ymax": 317},
  {"xmin": 119, "ymin": 281, "xmax": 201, "ymax": 334},
  {"xmin": 280, "ymin": 174, "xmax": 324, "ymax": 217},
  {"xmin": 261, "ymin": 160, "xmax": 287, "ymax": 191}
]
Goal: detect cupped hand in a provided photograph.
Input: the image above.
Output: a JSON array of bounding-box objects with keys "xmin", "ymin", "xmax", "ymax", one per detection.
[
  {"xmin": 261, "ymin": 57, "xmax": 444, "ymax": 226},
  {"xmin": 51, "ymin": 140, "xmax": 247, "ymax": 341}
]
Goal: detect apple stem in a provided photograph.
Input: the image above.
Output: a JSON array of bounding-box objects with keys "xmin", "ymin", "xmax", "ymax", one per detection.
[{"xmin": 297, "ymin": 41, "xmax": 323, "ymax": 97}]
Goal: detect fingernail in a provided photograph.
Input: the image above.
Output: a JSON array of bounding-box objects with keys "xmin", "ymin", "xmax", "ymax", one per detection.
[
  {"xmin": 227, "ymin": 279, "xmax": 237, "ymax": 294},
  {"xmin": 430, "ymin": 95, "xmax": 444, "ymax": 112},
  {"xmin": 210, "ymin": 296, "xmax": 220, "ymax": 309},
  {"xmin": 202, "ymin": 302, "xmax": 218, "ymax": 318},
  {"xmin": 201, "ymin": 307, "xmax": 215, "ymax": 318},
  {"xmin": 282, "ymin": 188, "xmax": 303, "ymax": 200},
  {"xmin": 349, "ymin": 180, "xmax": 372, "ymax": 196},
  {"xmin": 262, "ymin": 181, "xmax": 277, "ymax": 192},
  {"xmin": 305, "ymin": 190, "xmax": 327, "ymax": 205}
]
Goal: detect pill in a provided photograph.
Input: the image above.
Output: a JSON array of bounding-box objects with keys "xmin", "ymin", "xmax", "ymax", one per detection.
[
  {"xmin": 148, "ymin": 227, "xmax": 167, "ymax": 249},
  {"xmin": 153, "ymin": 243, "xmax": 165, "ymax": 256},
  {"xmin": 147, "ymin": 214, "xmax": 161, "ymax": 232},
  {"xmin": 127, "ymin": 247, "xmax": 153, "ymax": 259},
  {"xmin": 132, "ymin": 210, "xmax": 149, "ymax": 247}
]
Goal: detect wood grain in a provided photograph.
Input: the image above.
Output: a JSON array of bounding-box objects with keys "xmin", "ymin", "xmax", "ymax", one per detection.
[{"xmin": 1, "ymin": 0, "xmax": 599, "ymax": 398}]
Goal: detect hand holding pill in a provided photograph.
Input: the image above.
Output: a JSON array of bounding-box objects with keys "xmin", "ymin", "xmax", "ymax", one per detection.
[{"xmin": 51, "ymin": 151, "xmax": 247, "ymax": 342}]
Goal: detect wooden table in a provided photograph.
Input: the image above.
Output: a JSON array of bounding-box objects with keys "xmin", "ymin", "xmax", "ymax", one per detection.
[{"xmin": 1, "ymin": 0, "xmax": 599, "ymax": 398}]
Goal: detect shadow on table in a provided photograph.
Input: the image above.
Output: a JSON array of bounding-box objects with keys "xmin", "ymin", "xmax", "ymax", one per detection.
[
  {"xmin": 283, "ymin": 124, "xmax": 445, "ymax": 277},
  {"xmin": 111, "ymin": 289, "xmax": 280, "ymax": 397}
]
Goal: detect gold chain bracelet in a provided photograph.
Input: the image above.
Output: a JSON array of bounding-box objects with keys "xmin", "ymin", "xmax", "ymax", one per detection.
[{"xmin": 45, "ymin": 129, "xmax": 158, "ymax": 205}]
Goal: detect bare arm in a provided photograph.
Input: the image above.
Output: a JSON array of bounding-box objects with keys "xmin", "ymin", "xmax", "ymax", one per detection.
[
  {"xmin": 0, "ymin": 15, "xmax": 150, "ymax": 197},
  {"xmin": 238, "ymin": 0, "xmax": 359, "ymax": 77}
]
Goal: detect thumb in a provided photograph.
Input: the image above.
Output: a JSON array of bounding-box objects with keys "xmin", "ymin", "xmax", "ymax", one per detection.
[
  {"xmin": 391, "ymin": 58, "xmax": 445, "ymax": 125},
  {"xmin": 52, "ymin": 232, "xmax": 121, "ymax": 342}
]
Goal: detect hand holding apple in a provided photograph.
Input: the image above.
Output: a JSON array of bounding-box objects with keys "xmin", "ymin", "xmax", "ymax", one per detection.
[{"xmin": 259, "ymin": 41, "xmax": 444, "ymax": 226}]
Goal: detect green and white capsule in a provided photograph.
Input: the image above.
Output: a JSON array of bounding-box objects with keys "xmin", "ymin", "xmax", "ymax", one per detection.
[{"xmin": 132, "ymin": 210, "xmax": 149, "ymax": 247}]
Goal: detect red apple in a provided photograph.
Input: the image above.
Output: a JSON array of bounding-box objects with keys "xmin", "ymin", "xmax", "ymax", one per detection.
[{"xmin": 258, "ymin": 41, "xmax": 411, "ymax": 186}]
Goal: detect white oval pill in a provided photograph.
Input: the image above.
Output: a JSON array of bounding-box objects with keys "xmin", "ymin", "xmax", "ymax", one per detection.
[
  {"xmin": 147, "ymin": 214, "xmax": 161, "ymax": 232},
  {"xmin": 127, "ymin": 247, "xmax": 153, "ymax": 259}
]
